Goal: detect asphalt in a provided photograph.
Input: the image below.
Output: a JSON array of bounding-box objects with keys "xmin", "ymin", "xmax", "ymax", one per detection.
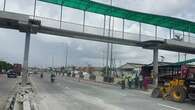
[
  {"xmin": 0, "ymin": 74, "xmax": 18, "ymax": 110},
  {"xmin": 31, "ymin": 74, "xmax": 195, "ymax": 110}
]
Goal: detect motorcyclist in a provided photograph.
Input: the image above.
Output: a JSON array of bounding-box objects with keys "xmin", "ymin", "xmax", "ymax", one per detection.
[
  {"xmin": 51, "ymin": 73, "xmax": 56, "ymax": 83},
  {"xmin": 40, "ymin": 73, "xmax": 43, "ymax": 78}
]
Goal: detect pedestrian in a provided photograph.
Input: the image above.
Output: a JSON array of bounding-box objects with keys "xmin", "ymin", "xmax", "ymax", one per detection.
[
  {"xmin": 143, "ymin": 77, "xmax": 148, "ymax": 90},
  {"xmin": 139, "ymin": 74, "xmax": 143, "ymax": 89},
  {"xmin": 40, "ymin": 73, "xmax": 43, "ymax": 78},
  {"xmin": 134, "ymin": 74, "xmax": 139, "ymax": 89},
  {"xmin": 121, "ymin": 74, "xmax": 126, "ymax": 89},
  {"xmin": 127, "ymin": 74, "xmax": 132, "ymax": 89}
]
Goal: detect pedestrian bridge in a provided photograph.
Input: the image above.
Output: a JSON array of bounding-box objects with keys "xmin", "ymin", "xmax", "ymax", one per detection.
[
  {"xmin": 1, "ymin": 0, "xmax": 195, "ymax": 85},
  {"xmin": 1, "ymin": 10, "xmax": 195, "ymax": 54}
]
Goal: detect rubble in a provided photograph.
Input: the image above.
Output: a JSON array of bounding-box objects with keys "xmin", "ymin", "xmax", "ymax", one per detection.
[{"xmin": 4, "ymin": 79, "xmax": 37, "ymax": 110}]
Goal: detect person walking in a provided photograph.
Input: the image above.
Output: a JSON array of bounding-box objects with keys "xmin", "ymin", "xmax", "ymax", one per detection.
[{"xmin": 139, "ymin": 74, "xmax": 143, "ymax": 89}]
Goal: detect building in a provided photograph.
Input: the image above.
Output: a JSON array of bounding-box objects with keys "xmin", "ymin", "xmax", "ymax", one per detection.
[
  {"xmin": 118, "ymin": 63, "xmax": 145, "ymax": 76},
  {"xmin": 140, "ymin": 61, "xmax": 195, "ymax": 84},
  {"xmin": 140, "ymin": 61, "xmax": 174, "ymax": 84}
]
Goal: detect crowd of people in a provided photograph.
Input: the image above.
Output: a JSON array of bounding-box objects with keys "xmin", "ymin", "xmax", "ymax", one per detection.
[
  {"xmin": 39, "ymin": 69, "xmax": 149, "ymax": 90},
  {"xmin": 121, "ymin": 73, "xmax": 148, "ymax": 90}
]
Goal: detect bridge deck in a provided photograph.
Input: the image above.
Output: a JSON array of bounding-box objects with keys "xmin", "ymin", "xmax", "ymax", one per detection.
[{"xmin": 1, "ymin": 11, "xmax": 195, "ymax": 54}]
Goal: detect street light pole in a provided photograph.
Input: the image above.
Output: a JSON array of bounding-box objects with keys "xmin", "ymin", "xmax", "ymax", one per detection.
[
  {"xmin": 52, "ymin": 56, "xmax": 54, "ymax": 68},
  {"xmin": 106, "ymin": 0, "xmax": 112, "ymax": 78},
  {"xmin": 33, "ymin": 0, "xmax": 37, "ymax": 18},
  {"xmin": 65, "ymin": 44, "xmax": 68, "ymax": 70},
  {"xmin": 3, "ymin": 0, "xmax": 6, "ymax": 11},
  {"xmin": 60, "ymin": 0, "xmax": 63, "ymax": 28}
]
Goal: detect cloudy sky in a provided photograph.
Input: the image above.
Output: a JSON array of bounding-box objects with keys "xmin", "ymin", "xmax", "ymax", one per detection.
[{"xmin": 0, "ymin": 0, "xmax": 195, "ymax": 67}]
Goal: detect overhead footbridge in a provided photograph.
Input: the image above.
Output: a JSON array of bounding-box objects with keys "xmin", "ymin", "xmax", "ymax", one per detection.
[
  {"xmin": 1, "ymin": 0, "xmax": 195, "ymax": 85},
  {"xmin": 1, "ymin": 10, "xmax": 195, "ymax": 54}
]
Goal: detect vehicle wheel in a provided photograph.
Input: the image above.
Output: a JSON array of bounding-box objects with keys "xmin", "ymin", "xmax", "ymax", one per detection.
[
  {"xmin": 151, "ymin": 87, "xmax": 161, "ymax": 98},
  {"xmin": 170, "ymin": 86, "xmax": 186, "ymax": 102}
]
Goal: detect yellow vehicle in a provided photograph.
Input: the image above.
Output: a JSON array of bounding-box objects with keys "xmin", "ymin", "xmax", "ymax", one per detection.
[{"xmin": 152, "ymin": 78, "xmax": 195, "ymax": 102}]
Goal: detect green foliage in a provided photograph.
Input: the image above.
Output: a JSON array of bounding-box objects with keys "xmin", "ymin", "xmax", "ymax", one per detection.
[{"xmin": 0, "ymin": 61, "xmax": 13, "ymax": 71}]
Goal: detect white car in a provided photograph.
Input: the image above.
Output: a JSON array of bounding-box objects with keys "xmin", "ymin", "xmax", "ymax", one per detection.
[{"xmin": 83, "ymin": 72, "xmax": 89, "ymax": 80}]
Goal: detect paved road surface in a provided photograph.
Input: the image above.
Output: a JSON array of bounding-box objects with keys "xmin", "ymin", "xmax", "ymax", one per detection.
[
  {"xmin": 32, "ymin": 74, "xmax": 195, "ymax": 110},
  {"xmin": 0, "ymin": 74, "xmax": 18, "ymax": 110}
]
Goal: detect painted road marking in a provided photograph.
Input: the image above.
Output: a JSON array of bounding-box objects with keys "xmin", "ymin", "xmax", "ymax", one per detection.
[{"xmin": 158, "ymin": 103, "xmax": 182, "ymax": 110}]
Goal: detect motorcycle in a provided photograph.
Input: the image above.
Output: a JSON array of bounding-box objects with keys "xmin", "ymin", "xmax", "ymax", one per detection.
[
  {"xmin": 40, "ymin": 73, "xmax": 43, "ymax": 78},
  {"xmin": 51, "ymin": 74, "xmax": 55, "ymax": 83}
]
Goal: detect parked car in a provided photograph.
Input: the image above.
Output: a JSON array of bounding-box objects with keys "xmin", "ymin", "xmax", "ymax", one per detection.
[
  {"xmin": 7, "ymin": 70, "xmax": 17, "ymax": 78},
  {"xmin": 83, "ymin": 72, "xmax": 90, "ymax": 80}
]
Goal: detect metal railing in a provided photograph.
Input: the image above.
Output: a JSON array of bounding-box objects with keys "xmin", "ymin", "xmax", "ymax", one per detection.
[
  {"xmin": 32, "ymin": 16, "xmax": 167, "ymax": 42},
  {"xmin": 1, "ymin": 1, "xmax": 195, "ymax": 44}
]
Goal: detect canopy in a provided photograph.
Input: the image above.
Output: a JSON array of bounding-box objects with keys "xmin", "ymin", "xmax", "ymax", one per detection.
[
  {"xmin": 39, "ymin": 0, "xmax": 195, "ymax": 34},
  {"xmin": 175, "ymin": 58, "xmax": 195, "ymax": 65}
]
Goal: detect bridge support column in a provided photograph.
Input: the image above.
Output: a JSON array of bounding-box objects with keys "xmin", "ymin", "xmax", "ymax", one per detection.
[
  {"xmin": 22, "ymin": 32, "xmax": 31, "ymax": 85},
  {"xmin": 153, "ymin": 47, "xmax": 158, "ymax": 87}
]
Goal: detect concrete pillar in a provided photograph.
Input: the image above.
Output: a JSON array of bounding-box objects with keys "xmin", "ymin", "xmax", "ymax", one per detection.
[
  {"xmin": 22, "ymin": 32, "xmax": 31, "ymax": 85},
  {"xmin": 153, "ymin": 47, "xmax": 158, "ymax": 87}
]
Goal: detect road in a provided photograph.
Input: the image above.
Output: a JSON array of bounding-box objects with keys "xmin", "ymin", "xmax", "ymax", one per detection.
[
  {"xmin": 32, "ymin": 74, "xmax": 195, "ymax": 110},
  {"xmin": 0, "ymin": 74, "xmax": 18, "ymax": 110}
]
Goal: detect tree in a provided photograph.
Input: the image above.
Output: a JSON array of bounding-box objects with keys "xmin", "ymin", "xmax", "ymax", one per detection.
[{"xmin": 0, "ymin": 61, "xmax": 13, "ymax": 71}]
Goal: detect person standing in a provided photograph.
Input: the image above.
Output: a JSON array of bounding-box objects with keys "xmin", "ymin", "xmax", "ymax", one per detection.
[
  {"xmin": 121, "ymin": 74, "xmax": 126, "ymax": 89},
  {"xmin": 139, "ymin": 74, "xmax": 143, "ymax": 89},
  {"xmin": 127, "ymin": 74, "xmax": 132, "ymax": 89},
  {"xmin": 134, "ymin": 74, "xmax": 139, "ymax": 89},
  {"xmin": 143, "ymin": 76, "xmax": 148, "ymax": 90}
]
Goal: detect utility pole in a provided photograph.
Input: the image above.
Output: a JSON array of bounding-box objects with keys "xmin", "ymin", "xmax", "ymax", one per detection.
[
  {"xmin": 105, "ymin": 0, "xmax": 113, "ymax": 78},
  {"xmin": 102, "ymin": 49, "xmax": 105, "ymax": 67},
  {"xmin": 33, "ymin": 0, "xmax": 37, "ymax": 18},
  {"xmin": 60, "ymin": 0, "xmax": 63, "ymax": 28},
  {"xmin": 106, "ymin": 0, "xmax": 112, "ymax": 77},
  {"xmin": 110, "ymin": 16, "xmax": 114, "ymax": 77},
  {"xmin": 3, "ymin": 0, "xmax": 6, "ymax": 11},
  {"xmin": 52, "ymin": 56, "xmax": 54, "ymax": 68},
  {"xmin": 65, "ymin": 43, "xmax": 68, "ymax": 71}
]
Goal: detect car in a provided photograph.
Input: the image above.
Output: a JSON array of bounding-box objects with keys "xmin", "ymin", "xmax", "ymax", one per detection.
[
  {"xmin": 83, "ymin": 72, "xmax": 90, "ymax": 80},
  {"xmin": 7, "ymin": 70, "xmax": 17, "ymax": 78}
]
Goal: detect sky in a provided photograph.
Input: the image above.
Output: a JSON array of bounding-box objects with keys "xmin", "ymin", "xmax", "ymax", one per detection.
[{"xmin": 0, "ymin": 0, "xmax": 195, "ymax": 67}]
